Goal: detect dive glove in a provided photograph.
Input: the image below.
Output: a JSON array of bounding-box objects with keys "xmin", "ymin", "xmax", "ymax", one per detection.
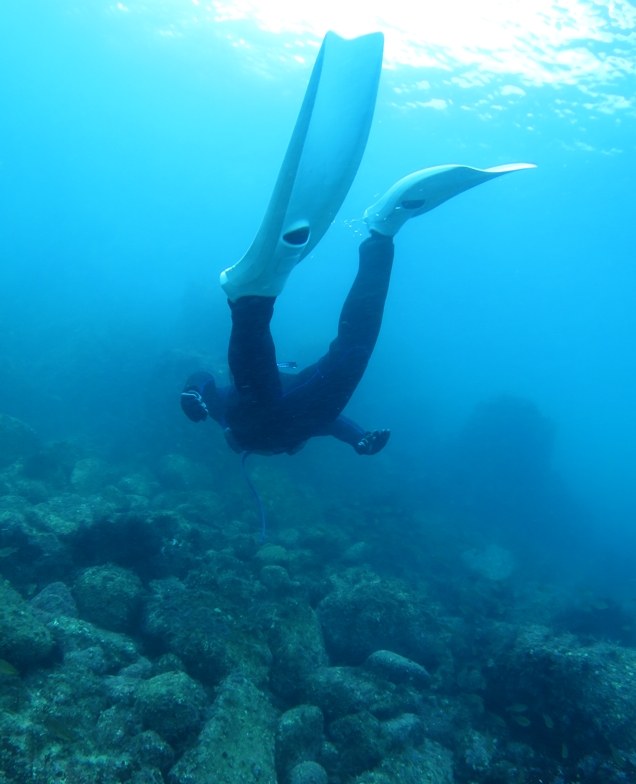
[
  {"xmin": 181, "ymin": 371, "xmax": 215, "ymax": 423},
  {"xmin": 354, "ymin": 429, "xmax": 390, "ymax": 456}
]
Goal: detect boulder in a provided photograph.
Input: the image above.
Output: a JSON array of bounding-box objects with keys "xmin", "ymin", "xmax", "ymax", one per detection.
[
  {"xmin": 276, "ymin": 704, "xmax": 324, "ymax": 775},
  {"xmin": 168, "ymin": 674, "xmax": 277, "ymax": 784},
  {"xmin": 136, "ymin": 671, "xmax": 206, "ymax": 745},
  {"xmin": 0, "ymin": 580, "xmax": 54, "ymax": 668},
  {"xmin": 74, "ymin": 564, "xmax": 142, "ymax": 632}
]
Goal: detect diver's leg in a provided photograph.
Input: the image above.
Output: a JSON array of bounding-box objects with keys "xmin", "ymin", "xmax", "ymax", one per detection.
[
  {"xmin": 281, "ymin": 232, "xmax": 394, "ymax": 424},
  {"xmin": 327, "ymin": 231, "xmax": 395, "ymax": 364},
  {"xmin": 227, "ymin": 296, "xmax": 282, "ymax": 405}
]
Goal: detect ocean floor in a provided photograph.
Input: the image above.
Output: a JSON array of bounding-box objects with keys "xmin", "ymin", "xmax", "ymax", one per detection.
[{"xmin": 1, "ymin": 411, "xmax": 635, "ymax": 784}]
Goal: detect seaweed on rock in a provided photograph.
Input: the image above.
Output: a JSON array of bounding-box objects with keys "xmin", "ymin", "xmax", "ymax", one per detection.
[{"xmin": 0, "ymin": 411, "xmax": 634, "ymax": 784}]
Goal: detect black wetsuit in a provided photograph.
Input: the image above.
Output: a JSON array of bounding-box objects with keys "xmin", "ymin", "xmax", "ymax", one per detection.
[{"xmin": 186, "ymin": 232, "xmax": 394, "ymax": 455}]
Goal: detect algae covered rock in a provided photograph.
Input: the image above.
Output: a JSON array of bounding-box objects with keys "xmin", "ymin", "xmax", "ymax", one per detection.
[
  {"xmin": 329, "ymin": 711, "xmax": 387, "ymax": 778},
  {"xmin": 0, "ymin": 580, "xmax": 54, "ymax": 668},
  {"xmin": 276, "ymin": 704, "xmax": 324, "ymax": 776},
  {"xmin": 129, "ymin": 730, "xmax": 175, "ymax": 773},
  {"xmin": 30, "ymin": 581, "xmax": 78, "ymax": 619},
  {"xmin": 303, "ymin": 666, "xmax": 418, "ymax": 723},
  {"xmin": 74, "ymin": 564, "xmax": 143, "ymax": 632},
  {"xmin": 155, "ymin": 454, "xmax": 213, "ymax": 490},
  {"xmin": 47, "ymin": 614, "xmax": 139, "ymax": 672},
  {"xmin": 152, "ymin": 652, "xmax": 186, "ymax": 676},
  {"xmin": 351, "ymin": 740, "xmax": 454, "ymax": 784},
  {"xmin": 364, "ymin": 650, "xmax": 430, "ymax": 686},
  {"xmin": 0, "ymin": 509, "xmax": 72, "ymax": 585},
  {"xmin": 143, "ymin": 577, "xmax": 270, "ymax": 686},
  {"xmin": 9, "ymin": 477, "xmax": 48, "ymax": 504},
  {"xmin": 486, "ymin": 622, "xmax": 636, "ymax": 748},
  {"xmin": 341, "ymin": 542, "xmax": 371, "ymax": 565},
  {"xmin": 130, "ymin": 768, "xmax": 165, "ymax": 784},
  {"xmin": 70, "ymin": 457, "xmax": 112, "ymax": 495},
  {"xmin": 0, "ymin": 414, "xmax": 39, "ymax": 468},
  {"xmin": 260, "ymin": 564, "xmax": 292, "ymax": 595},
  {"xmin": 118, "ymin": 473, "xmax": 159, "ymax": 498},
  {"xmin": 381, "ymin": 713, "xmax": 424, "ymax": 750},
  {"xmin": 136, "ymin": 671, "xmax": 206, "ymax": 745},
  {"xmin": 304, "ymin": 667, "xmax": 378, "ymax": 720},
  {"xmin": 269, "ymin": 601, "xmax": 328, "ymax": 700},
  {"xmin": 317, "ymin": 575, "xmax": 440, "ymax": 666},
  {"xmin": 289, "ymin": 761, "xmax": 328, "ymax": 784},
  {"xmin": 169, "ymin": 673, "xmax": 277, "ymax": 784},
  {"xmin": 21, "ymin": 440, "xmax": 79, "ymax": 486},
  {"xmin": 254, "ymin": 543, "xmax": 290, "ymax": 566}
]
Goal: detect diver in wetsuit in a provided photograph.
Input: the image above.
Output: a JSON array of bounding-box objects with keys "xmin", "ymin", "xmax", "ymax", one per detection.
[
  {"xmin": 180, "ymin": 160, "xmax": 533, "ymax": 457},
  {"xmin": 181, "ymin": 230, "xmax": 393, "ymax": 457},
  {"xmin": 179, "ymin": 31, "xmax": 533, "ymax": 458}
]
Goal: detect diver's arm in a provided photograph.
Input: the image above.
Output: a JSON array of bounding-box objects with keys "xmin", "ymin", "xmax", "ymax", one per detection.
[
  {"xmin": 321, "ymin": 416, "xmax": 390, "ymax": 455},
  {"xmin": 326, "ymin": 415, "xmax": 366, "ymax": 446},
  {"xmin": 181, "ymin": 371, "xmax": 225, "ymax": 423}
]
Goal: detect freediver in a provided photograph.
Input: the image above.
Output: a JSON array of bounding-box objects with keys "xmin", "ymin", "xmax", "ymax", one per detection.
[{"xmin": 179, "ymin": 32, "xmax": 534, "ymax": 459}]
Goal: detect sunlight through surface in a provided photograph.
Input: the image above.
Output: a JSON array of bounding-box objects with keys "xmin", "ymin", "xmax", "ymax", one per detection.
[{"xmin": 120, "ymin": 0, "xmax": 636, "ymax": 110}]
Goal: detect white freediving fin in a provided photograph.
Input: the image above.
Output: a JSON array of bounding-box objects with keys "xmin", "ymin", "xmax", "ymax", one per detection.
[
  {"xmin": 220, "ymin": 31, "xmax": 384, "ymax": 301},
  {"xmin": 364, "ymin": 163, "xmax": 537, "ymax": 236}
]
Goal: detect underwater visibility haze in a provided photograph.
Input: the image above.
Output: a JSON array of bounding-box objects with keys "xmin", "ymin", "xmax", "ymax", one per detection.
[{"xmin": 1, "ymin": 1, "xmax": 636, "ymax": 782}]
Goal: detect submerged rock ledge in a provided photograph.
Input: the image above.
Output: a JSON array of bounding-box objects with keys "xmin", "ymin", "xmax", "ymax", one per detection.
[{"xmin": 0, "ymin": 417, "xmax": 634, "ymax": 784}]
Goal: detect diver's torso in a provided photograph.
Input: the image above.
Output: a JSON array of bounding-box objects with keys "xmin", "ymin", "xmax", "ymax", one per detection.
[{"xmin": 220, "ymin": 383, "xmax": 320, "ymax": 455}]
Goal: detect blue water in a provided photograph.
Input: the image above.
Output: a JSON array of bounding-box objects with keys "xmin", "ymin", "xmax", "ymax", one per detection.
[{"xmin": 2, "ymin": 1, "xmax": 636, "ymax": 591}]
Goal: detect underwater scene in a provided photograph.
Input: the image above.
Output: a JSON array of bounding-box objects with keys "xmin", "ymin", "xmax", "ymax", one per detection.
[{"xmin": 2, "ymin": 1, "xmax": 636, "ymax": 782}]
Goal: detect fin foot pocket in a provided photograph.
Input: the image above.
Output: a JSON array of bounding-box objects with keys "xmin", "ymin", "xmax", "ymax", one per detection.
[
  {"xmin": 364, "ymin": 163, "xmax": 537, "ymax": 236},
  {"xmin": 282, "ymin": 226, "xmax": 311, "ymax": 246}
]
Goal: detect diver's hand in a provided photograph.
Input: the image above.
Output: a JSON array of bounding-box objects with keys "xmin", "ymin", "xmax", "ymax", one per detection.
[
  {"xmin": 181, "ymin": 371, "xmax": 215, "ymax": 422},
  {"xmin": 354, "ymin": 429, "xmax": 390, "ymax": 456},
  {"xmin": 180, "ymin": 390, "xmax": 208, "ymax": 422}
]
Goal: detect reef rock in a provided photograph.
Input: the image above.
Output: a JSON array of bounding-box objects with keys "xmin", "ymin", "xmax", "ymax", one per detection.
[
  {"xmin": 169, "ymin": 673, "xmax": 277, "ymax": 784},
  {"xmin": 351, "ymin": 740, "xmax": 454, "ymax": 784},
  {"xmin": 486, "ymin": 622, "xmax": 636, "ymax": 748},
  {"xmin": 74, "ymin": 564, "xmax": 143, "ymax": 632},
  {"xmin": 155, "ymin": 453, "xmax": 213, "ymax": 491},
  {"xmin": 136, "ymin": 671, "xmax": 206, "ymax": 745},
  {"xmin": 317, "ymin": 573, "xmax": 442, "ymax": 666},
  {"xmin": 259, "ymin": 564, "xmax": 292, "ymax": 595},
  {"xmin": 129, "ymin": 730, "xmax": 175, "ymax": 774},
  {"xmin": 276, "ymin": 704, "xmax": 324, "ymax": 776},
  {"xmin": 0, "ymin": 580, "xmax": 54, "ymax": 668},
  {"xmin": 304, "ymin": 666, "xmax": 419, "ymax": 723},
  {"xmin": 46, "ymin": 613, "xmax": 139, "ymax": 672},
  {"xmin": 142, "ymin": 577, "xmax": 271, "ymax": 686},
  {"xmin": 70, "ymin": 457, "xmax": 112, "ymax": 495},
  {"xmin": 269, "ymin": 600, "xmax": 328, "ymax": 700},
  {"xmin": 364, "ymin": 650, "xmax": 430, "ymax": 686},
  {"xmin": 254, "ymin": 543, "xmax": 290, "ymax": 566},
  {"xmin": 328, "ymin": 711, "xmax": 387, "ymax": 778},
  {"xmin": 30, "ymin": 581, "xmax": 78, "ymax": 619},
  {"xmin": 381, "ymin": 713, "xmax": 424, "ymax": 750},
  {"xmin": 0, "ymin": 414, "xmax": 39, "ymax": 468},
  {"xmin": 289, "ymin": 761, "xmax": 328, "ymax": 784}
]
